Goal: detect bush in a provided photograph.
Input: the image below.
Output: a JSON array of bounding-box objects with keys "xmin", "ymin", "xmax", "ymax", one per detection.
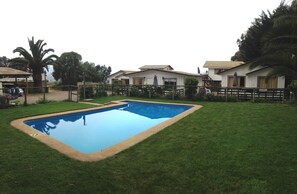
[
  {"xmin": 155, "ymin": 87, "xmax": 164, "ymax": 98},
  {"xmin": 50, "ymin": 82, "xmax": 63, "ymax": 90},
  {"xmin": 0, "ymin": 95, "xmax": 9, "ymax": 108},
  {"xmin": 36, "ymin": 97, "xmax": 51, "ymax": 104},
  {"xmin": 129, "ymin": 86, "xmax": 140, "ymax": 97},
  {"xmin": 195, "ymin": 87, "xmax": 207, "ymax": 101},
  {"xmin": 165, "ymin": 91, "xmax": 180, "ymax": 100},
  {"xmin": 112, "ymin": 80, "xmax": 122, "ymax": 95},
  {"xmin": 95, "ymin": 86, "xmax": 108, "ymax": 98},
  {"xmin": 204, "ymin": 93, "xmax": 226, "ymax": 102},
  {"xmin": 80, "ymin": 86, "xmax": 94, "ymax": 99},
  {"xmin": 185, "ymin": 77, "xmax": 198, "ymax": 100},
  {"xmin": 288, "ymin": 80, "xmax": 297, "ymax": 101}
]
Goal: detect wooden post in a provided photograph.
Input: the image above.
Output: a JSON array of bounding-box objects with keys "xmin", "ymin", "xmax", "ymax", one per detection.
[
  {"xmin": 83, "ymin": 73, "xmax": 86, "ymax": 100},
  {"xmin": 43, "ymin": 71, "xmax": 47, "ymax": 102},
  {"xmin": 77, "ymin": 85, "xmax": 80, "ymax": 102},
  {"xmin": 24, "ymin": 77, "xmax": 28, "ymax": 105},
  {"xmin": 68, "ymin": 86, "xmax": 71, "ymax": 101},
  {"xmin": 225, "ymin": 88, "xmax": 228, "ymax": 102}
]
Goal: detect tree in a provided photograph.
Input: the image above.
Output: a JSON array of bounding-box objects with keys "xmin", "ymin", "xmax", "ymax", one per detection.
[
  {"xmin": 80, "ymin": 62, "xmax": 112, "ymax": 83},
  {"xmin": 53, "ymin": 52, "xmax": 82, "ymax": 86},
  {"xmin": 80, "ymin": 61, "xmax": 100, "ymax": 82},
  {"xmin": 95, "ymin": 64, "xmax": 112, "ymax": 83},
  {"xmin": 249, "ymin": 1, "xmax": 297, "ymax": 85},
  {"xmin": 232, "ymin": 1, "xmax": 297, "ymax": 86},
  {"xmin": 10, "ymin": 37, "xmax": 58, "ymax": 89},
  {"xmin": 0, "ymin": 56, "xmax": 9, "ymax": 67}
]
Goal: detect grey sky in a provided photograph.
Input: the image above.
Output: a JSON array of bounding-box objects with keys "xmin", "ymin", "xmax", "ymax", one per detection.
[{"xmin": 0, "ymin": 0, "xmax": 283, "ymax": 74}]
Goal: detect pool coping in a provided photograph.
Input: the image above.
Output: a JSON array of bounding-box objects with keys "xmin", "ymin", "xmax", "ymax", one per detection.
[{"xmin": 11, "ymin": 99, "xmax": 202, "ymax": 162}]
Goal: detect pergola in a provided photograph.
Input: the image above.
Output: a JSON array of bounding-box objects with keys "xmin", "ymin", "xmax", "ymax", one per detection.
[{"xmin": 0, "ymin": 67, "xmax": 31, "ymax": 104}]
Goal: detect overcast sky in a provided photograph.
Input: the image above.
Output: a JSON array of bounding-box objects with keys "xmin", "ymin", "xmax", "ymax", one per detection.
[{"xmin": 0, "ymin": 0, "xmax": 284, "ymax": 74}]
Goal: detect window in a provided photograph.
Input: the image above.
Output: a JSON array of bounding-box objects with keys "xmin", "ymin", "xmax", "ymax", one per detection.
[
  {"xmin": 121, "ymin": 79, "xmax": 129, "ymax": 85},
  {"xmin": 258, "ymin": 77, "xmax": 277, "ymax": 88},
  {"xmin": 228, "ymin": 76, "xmax": 245, "ymax": 88},
  {"xmin": 133, "ymin": 78, "xmax": 144, "ymax": 86},
  {"xmin": 163, "ymin": 78, "xmax": 177, "ymax": 89}
]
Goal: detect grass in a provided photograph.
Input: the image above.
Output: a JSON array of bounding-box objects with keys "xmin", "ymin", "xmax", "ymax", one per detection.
[{"xmin": 1, "ymin": 99, "xmax": 297, "ymax": 193}]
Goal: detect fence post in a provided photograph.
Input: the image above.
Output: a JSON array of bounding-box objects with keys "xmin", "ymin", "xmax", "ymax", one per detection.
[
  {"xmin": 77, "ymin": 85, "xmax": 80, "ymax": 102},
  {"xmin": 68, "ymin": 86, "xmax": 71, "ymax": 101},
  {"xmin": 24, "ymin": 77, "xmax": 28, "ymax": 105},
  {"xmin": 172, "ymin": 85, "xmax": 175, "ymax": 100},
  {"xmin": 24, "ymin": 87, "xmax": 28, "ymax": 105},
  {"xmin": 252, "ymin": 88, "xmax": 255, "ymax": 103},
  {"xmin": 225, "ymin": 88, "xmax": 228, "ymax": 102},
  {"xmin": 43, "ymin": 86, "xmax": 46, "ymax": 102}
]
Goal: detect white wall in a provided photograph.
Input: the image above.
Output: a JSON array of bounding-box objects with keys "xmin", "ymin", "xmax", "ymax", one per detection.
[
  {"xmin": 221, "ymin": 65, "xmax": 286, "ymax": 88},
  {"xmin": 208, "ymin": 69, "xmax": 222, "ymax": 81},
  {"xmin": 107, "ymin": 71, "xmax": 130, "ymax": 84},
  {"xmin": 128, "ymin": 70, "xmax": 203, "ymax": 86}
]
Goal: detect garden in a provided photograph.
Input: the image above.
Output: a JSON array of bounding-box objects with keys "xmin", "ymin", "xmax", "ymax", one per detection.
[{"xmin": 1, "ymin": 97, "xmax": 297, "ymax": 193}]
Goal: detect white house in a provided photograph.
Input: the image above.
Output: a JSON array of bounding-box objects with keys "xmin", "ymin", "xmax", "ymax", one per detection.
[
  {"xmin": 219, "ymin": 63, "xmax": 285, "ymax": 89},
  {"xmin": 107, "ymin": 70, "xmax": 136, "ymax": 85},
  {"xmin": 203, "ymin": 61, "xmax": 244, "ymax": 81},
  {"xmin": 139, "ymin": 65, "xmax": 174, "ymax": 71},
  {"xmin": 126, "ymin": 69, "xmax": 203, "ymax": 87},
  {"xmin": 107, "ymin": 65, "xmax": 203, "ymax": 87}
]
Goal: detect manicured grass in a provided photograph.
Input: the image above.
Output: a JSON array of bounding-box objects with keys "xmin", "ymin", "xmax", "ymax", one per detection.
[
  {"xmin": 1, "ymin": 99, "xmax": 297, "ymax": 193},
  {"xmin": 90, "ymin": 95, "xmax": 128, "ymax": 104}
]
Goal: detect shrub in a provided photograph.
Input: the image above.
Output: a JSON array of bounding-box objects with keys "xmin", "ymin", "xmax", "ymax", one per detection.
[
  {"xmin": 195, "ymin": 87, "xmax": 207, "ymax": 101},
  {"xmin": 36, "ymin": 97, "xmax": 51, "ymax": 104},
  {"xmin": 185, "ymin": 77, "xmax": 198, "ymax": 100},
  {"xmin": 95, "ymin": 86, "xmax": 108, "ymax": 98},
  {"xmin": 50, "ymin": 82, "xmax": 63, "ymax": 90},
  {"xmin": 204, "ymin": 93, "xmax": 226, "ymax": 102},
  {"xmin": 165, "ymin": 91, "xmax": 180, "ymax": 100},
  {"xmin": 155, "ymin": 87, "xmax": 164, "ymax": 98},
  {"xmin": 129, "ymin": 86, "xmax": 140, "ymax": 97},
  {"xmin": 0, "ymin": 95, "xmax": 9, "ymax": 108},
  {"xmin": 112, "ymin": 80, "xmax": 122, "ymax": 95},
  {"xmin": 80, "ymin": 86, "xmax": 94, "ymax": 99},
  {"xmin": 288, "ymin": 80, "xmax": 297, "ymax": 101}
]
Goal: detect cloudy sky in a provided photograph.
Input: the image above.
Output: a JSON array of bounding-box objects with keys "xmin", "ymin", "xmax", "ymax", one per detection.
[{"xmin": 0, "ymin": 0, "xmax": 284, "ymax": 74}]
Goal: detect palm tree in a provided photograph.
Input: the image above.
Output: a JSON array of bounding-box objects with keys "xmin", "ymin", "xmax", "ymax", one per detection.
[
  {"xmin": 10, "ymin": 37, "xmax": 58, "ymax": 90},
  {"xmin": 250, "ymin": 1, "xmax": 297, "ymax": 85}
]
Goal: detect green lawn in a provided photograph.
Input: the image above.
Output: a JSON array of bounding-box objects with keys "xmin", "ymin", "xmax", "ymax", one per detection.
[{"xmin": 1, "ymin": 99, "xmax": 297, "ymax": 193}]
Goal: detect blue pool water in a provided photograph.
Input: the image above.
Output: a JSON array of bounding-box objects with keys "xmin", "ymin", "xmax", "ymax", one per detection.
[{"xmin": 25, "ymin": 101, "xmax": 192, "ymax": 154}]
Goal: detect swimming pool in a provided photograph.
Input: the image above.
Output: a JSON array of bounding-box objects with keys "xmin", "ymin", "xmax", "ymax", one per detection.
[{"xmin": 11, "ymin": 100, "xmax": 201, "ymax": 161}]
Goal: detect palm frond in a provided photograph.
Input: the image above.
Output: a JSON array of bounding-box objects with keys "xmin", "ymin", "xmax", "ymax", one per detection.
[{"xmin": 13, "ymin": 47, "xmax": 33, "ymax": 61}]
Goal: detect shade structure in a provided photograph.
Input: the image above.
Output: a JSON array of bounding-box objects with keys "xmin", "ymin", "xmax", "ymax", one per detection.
[
  {"xmin": 233, "ymin": 72, "xmax": 238, "ymax": 87},
  {"xmin": 153, "ymin": 75, "xmax": 158, "ymax": 87}
]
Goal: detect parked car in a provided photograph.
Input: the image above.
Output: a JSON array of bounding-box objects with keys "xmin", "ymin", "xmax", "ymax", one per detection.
[
  {"xmin": 18, "ymin": 88, "xmax": 24, "ymax": 96},
  {"xmin": 3, "ymin": 85, "xmax": 23, "ymax": 99}
]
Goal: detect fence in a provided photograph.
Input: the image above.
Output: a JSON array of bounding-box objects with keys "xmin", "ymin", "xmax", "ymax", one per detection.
[
  {"xmin": 0, "ymin": 85, "xmax": 78, "ymax": 106},
  {"xmin": 77, "ymin": 84, "xmax": 291, "ymax": 102},
  {"xmin": 211, "ymin": 87, "xmax": 289, "ymax": 102},
  {"xmin": 0, "ymin": 83, "xmax": 293, "ymax": 107}
]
